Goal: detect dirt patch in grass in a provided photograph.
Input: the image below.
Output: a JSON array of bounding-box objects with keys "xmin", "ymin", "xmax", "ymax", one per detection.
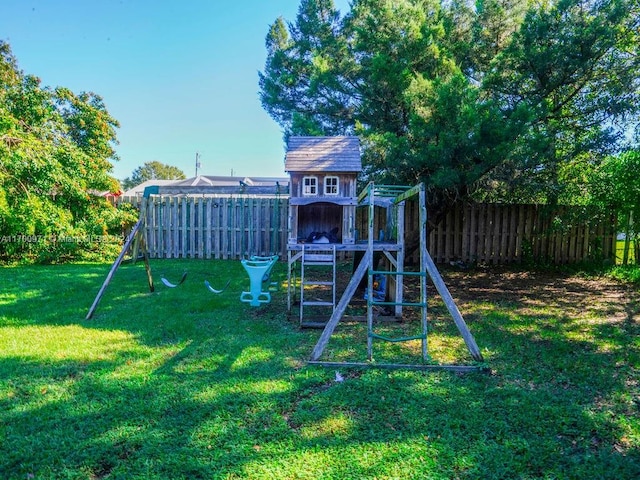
[{"xmin": 440, "ymin": 268, "xmax": 640, "ymax": 324}]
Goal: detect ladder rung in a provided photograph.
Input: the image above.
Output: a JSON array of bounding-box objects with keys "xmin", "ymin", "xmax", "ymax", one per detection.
[
  {"xmin": 303, "ymin": 301, "xmax": 334, "ymax": 307},
  {"xmin": 303, "ymin": 281, "xmax": 334, "ymax": 286},
  {"xmin": 304, "ymin": 253, "xmax": 334, "ymax": 260},
  {"xmin": 304, "ymin": 261, "xmax": 334, "ymax": 266},
  {"xmin": 369, "ymin": 270, "xmax": 427, "ymax": 277},
  {"xmin": 369, "ymin": 333, "xmax": 426, "ymax": 343},
  {"xmin": 370, "ymin": 301, "xmax": 427, "ymax": 307}
]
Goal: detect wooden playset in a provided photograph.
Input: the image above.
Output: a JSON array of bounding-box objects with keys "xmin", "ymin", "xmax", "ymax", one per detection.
[
  {"xmin": 285, "ymin": 137, "xmax": 483, "ymax": 369},
  {"xmin": 87, "ymin": 135, "xmax": 483, "ymax": 370}
]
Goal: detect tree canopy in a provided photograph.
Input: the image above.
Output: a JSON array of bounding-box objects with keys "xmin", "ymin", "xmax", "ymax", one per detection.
[
  {"xmin": 121, "ymin": 161, "xmax": 186, "ymax": 192},
  {"xmin": 0, "ymin": 41, "xmax": 133, "ymax": 262},
  {"xmin": 588, "ymin": 149, "xmax": 640, "ymax": 264},
  {"xmin": 260, "ymin": 0, "xmax": 640, "ymax": 224}
]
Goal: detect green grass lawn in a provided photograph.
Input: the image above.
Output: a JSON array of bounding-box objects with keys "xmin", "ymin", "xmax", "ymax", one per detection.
[
  {"xmin": 616, "ymin": 239, "xmax": 637, "ymax": 265},
  {"xmin": 1, "ymin": 260, "xmax": 639, "ymax": 479}
]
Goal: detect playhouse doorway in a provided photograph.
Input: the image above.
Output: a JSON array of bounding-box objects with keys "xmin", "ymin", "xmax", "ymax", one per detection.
[{"xmin": 298, "ymin": 202, "xmax": 343, "ymax": 243}]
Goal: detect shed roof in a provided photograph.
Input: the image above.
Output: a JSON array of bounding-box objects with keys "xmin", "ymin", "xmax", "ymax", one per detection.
[
  {"xmin": 171, "ymin": 175, "xmax": 289, "ymax": 188},
  {"xmin": 122, "ymin": 176, "xmax": 289, "ymax": 197},
  {"xmin": 285, "ymin": 136, "xmax": 361, "ymax": 173}
]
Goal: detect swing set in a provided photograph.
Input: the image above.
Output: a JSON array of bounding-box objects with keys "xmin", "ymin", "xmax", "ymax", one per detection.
[
  {"xmin": 85, "ymin": 222, "xmax": 277, "ymax": 320},
  {"xmin": 86, "ymin": 180, "xmax": 484, "ymax": 372},
  {"xmin": 85, "ymin": 218, "xmax": 230, "ymax": 320}
]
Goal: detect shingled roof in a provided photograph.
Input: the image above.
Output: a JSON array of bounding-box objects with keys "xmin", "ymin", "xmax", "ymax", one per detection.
[{"xmin": 285, "ymin": 136, "xmax": 361, "ymax": 173}]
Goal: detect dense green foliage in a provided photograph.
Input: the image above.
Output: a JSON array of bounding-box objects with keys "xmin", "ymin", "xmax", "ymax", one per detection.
[
  {"xmin": 121, "ymin": 161, "xmax": 186, "ymax": 192},
  {"xmin": 260, "ymin": 0, "xmax": 640, "ymax": 221},
  {"xmin": 0, "ymin": 41, "xmax": 134, "ymax": 263},
  {"xmin": 1, "ymin": 260, "xmax": 638, "ymax": 478},
  {"xmin": 589, "ymin": 150, "xmax": 640, "ymax": 264}
]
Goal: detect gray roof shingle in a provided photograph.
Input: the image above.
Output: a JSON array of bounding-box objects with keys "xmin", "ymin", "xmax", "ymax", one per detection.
[{"xmin": 285, "ymin": 136, "xmax": 361, "ymax": 173}]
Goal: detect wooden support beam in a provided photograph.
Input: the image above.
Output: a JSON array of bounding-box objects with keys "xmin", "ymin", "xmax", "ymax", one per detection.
[
  {"xmin": 309, "ymin": 250, "xmax": 372, "ymax": 361},
  {"xmin": 423, "ymin": 249, "xmax": 484, "ymax": 362},
  {"xmin": 393, "ymin": 183, "xmax": 422, "ymax": 204},
  {"xmin": 140, "ymin": 234, "xmax": 155, "ymax": 293},
  {"xmin": 86, "ymin": 218, "xmax": 143, "ymax": 320}
]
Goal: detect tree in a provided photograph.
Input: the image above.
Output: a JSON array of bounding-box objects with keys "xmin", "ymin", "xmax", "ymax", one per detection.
[
  {"xmin": 121, "ymin": 161, "xmax": 186, "ymax": 191},
  {"xmin": 260, "ymin": 0, "xmax": 640, "ymax": 227},
  {"xmin": 588, "ymin": 149, "xmax": 640, "ymax": 264},
  {"xmin": 0, "ymin": 41, "xmax": 134, "ymax": 263},
  {"xmin": 480, "ymin": 0, "xmax": 640, "ymax": 204}
]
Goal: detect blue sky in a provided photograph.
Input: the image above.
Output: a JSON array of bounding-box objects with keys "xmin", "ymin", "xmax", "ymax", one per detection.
[{"xmin": 1, "ymin": 0, "xmax": 351, "ymax": 182}]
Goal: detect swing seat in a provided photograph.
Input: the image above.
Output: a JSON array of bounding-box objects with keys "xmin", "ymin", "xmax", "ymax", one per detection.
[
  {"xmin": 205, "ymin": 279, "xmax": 230, "ymax": 294},
  {"xmin": 160, "ymin": 272, "xmax": 188, "ymax": 288},
  {"xmin": 240, "ymin": 255, "xmax": 278, "ymax": 307}
]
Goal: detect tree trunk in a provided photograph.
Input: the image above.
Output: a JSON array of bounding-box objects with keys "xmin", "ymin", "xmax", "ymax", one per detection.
[{"xmin": 623, "ymin": 210, "xmax": 632, "ymax": 265}]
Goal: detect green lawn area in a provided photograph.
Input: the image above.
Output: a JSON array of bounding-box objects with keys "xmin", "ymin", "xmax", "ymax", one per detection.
[
  {"xmin": 617, "ymin": 239, "xmax": 637, "ymax": 264},
  {"xmin": 1, "ymin": 260, "xmax": 639, "ymax": 479}
]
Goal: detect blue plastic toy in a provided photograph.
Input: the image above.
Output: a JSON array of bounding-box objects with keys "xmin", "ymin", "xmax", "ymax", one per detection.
[{"xmin": 240, "ymin": 255, "xmax": 279, "ymax": 307}]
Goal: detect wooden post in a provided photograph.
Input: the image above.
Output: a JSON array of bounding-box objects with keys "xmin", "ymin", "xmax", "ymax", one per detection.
[
  {"xmin": 469, "ymin": 203, "xmax": 477, "ymax": 263},
  {"xmin": 423, "ymin": 250, "xmax": 484, "ymax": 362},
  {"xmin": 395, "ymin": 201, "xmax": 405, "ymax": 318},
  {"xmin": 222, "ymin": 198, "xmax": 229, "ymax": 260},
  {"xmin": 367, "ymin": 186, "xmax": 375, "ymax": 360},
  {"xmin": 189, "ymin": 197, "xmax": 196, "ymax": 258},
  {"xmin": 197, "ymin": 197, "xmax": 204, "ymax": 258},
  {"xmin": 205, "ymin": 198, "xmax": 213, "ymax": 259},
  {"xmin": 478, "ymin": 204, "xmax": 487, "ymax": 263},
  {"xmin": 165, "ymin": 196, "xmax": 171, "ymax": 258},
  {"xmin": 86, "ymin": 218, "xmax": 143, "ymax": 320},
  {"xmin": 160, "ymin": 197, "xmax": 166, "ymax": 258},
  {"xmin": 140, "ymin": 234, "xmax": 154, "ymax": 293},
  {"xmin": 492, "ymin": 205, "xmax": 501, "ymax": 264},
  {"xmin": 181, "ymin": 197, "xmax": 187, "ymax": 258},
  {"xmin": 419, "ymin": 185, "xmax": 428, "ymax": 361},
  {"xmin": 500, "ymin": 205, "xmax": 509, "ymax": 264},
  {"xmin": 172, "ymin": 197, "xmax": 179, "ymax": 258}
]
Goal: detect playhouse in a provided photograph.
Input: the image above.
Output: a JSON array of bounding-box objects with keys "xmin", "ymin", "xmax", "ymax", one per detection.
[{"xmin": 285, "ymin": 136, "xmax": 361, "ymax": 245}]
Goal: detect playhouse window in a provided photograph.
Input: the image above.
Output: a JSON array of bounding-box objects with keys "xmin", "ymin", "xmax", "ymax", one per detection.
[
  {"xmin": 324, "ymin": 176, "xmax": 339, "ymax": 196},
  {"xmin": 303, "ymin": 176, "xmax": 318, "ymax": 195}
]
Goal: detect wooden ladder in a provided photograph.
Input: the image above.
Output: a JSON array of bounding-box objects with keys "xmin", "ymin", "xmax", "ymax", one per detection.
[{"xmin": 300, "ymin": 245, "xmax": 336, "ymax": 327}]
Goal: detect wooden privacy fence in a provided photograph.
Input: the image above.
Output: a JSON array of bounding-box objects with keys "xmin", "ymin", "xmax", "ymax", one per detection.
[
  {"xmin": 133, "ymin": 196, "xmax": 288, "ymax": 259},
  {"xmin": 122, "ymin": 196, "xmax": 616, "ymax": 264},
  {"xmin": 409, "ymin": 202, "xmax": 616, "ymax": 265}
]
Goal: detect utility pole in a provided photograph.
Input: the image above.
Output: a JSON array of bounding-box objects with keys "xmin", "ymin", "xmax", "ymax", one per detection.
[{"xmin": 195, "ymin": 152, "xmax": 201, "ymax": 176}]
